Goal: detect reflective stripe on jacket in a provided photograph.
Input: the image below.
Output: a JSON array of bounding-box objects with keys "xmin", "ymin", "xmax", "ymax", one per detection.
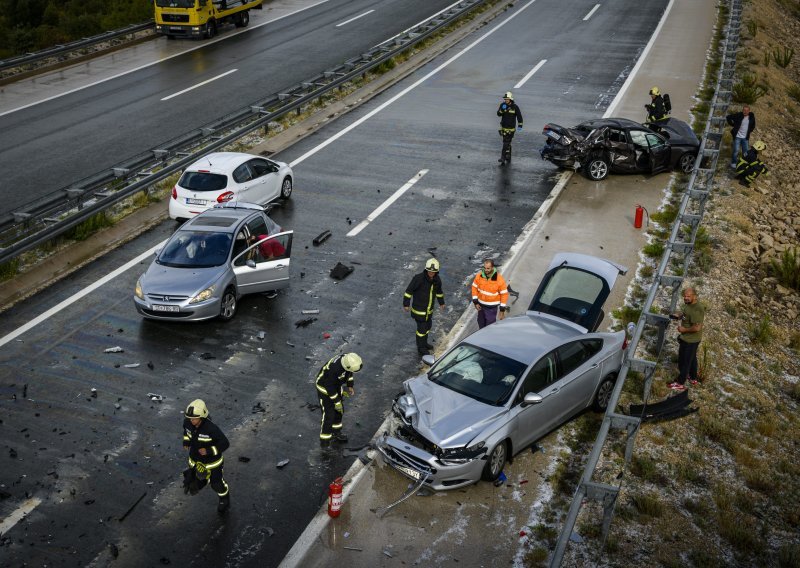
[
  {"xmin": 315, "ymin": 355, "xmax": 355, "ymax": 401},
  {"xmin": 182, "ymin": 417, "xmax": 229, "ymax": 468},
  {"xmin": 471, "ymin": 269, "xmax": 509, "ymax": 310},
  {"xmin": 497, "ymin": 102, "xmax": 523, "ymax": 130},
  {"xmin": 403, "ymin": 271, "xmax": 444, "ymax": 319}
]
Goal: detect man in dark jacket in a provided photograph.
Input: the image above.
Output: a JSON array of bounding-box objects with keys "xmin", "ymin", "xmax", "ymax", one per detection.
[
  {"xmin": 726, "ymin": 105, "xmax": 756, "ymax": 168},
  {"xmin": 403, "ymin": 258, "xmax": 446, "ymax": 355},
  {"xmin": 644, "ymin": 86, "xmax": 670, "ymax": 129},
  {"xmin": 735, "ymin": 140, "xmax": 768, "ymax": 187},
  {"xmin": 182, "ymin": 399, "xmax": 231, "ymax": 514},
  {"xmin": 315, "ymin": 353, "xmax": 363, "ymax": 447},
  {"xmin": 497, "ymin": 91, "xmax": 523, "ymax": 165}
]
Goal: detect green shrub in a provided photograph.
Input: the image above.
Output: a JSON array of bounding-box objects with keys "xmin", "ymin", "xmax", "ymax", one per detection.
[
  {"xmin": 747, "ymin": 315, "xmax": 772, "ymax": 346},
  {"xmin": 0, "ymin": 258, "xmax": 20, "ymax": 282},
  {"xmin": 612, "ymin": 305, "xmax": 641, "ymax": 328},
  {"xmin": 643, "ymin": 242, "xmax": 664, "ymax": 258},
  {"xmin": 630, "ymin": 492, "xmax": 664, "ymax": 517},
  {"xmin": 788, "ymin": 84, "xmax": 800, "ymax": 104},
  {"xmin": 772, "ymin": 45, "xmax": 794, "ymax": 68},
  {"xmin": 769, "ymin": 248, "xmax": 800, "ymax": 291},
  {"xmin": 733, "ymin": 74, "xmax": 768, "ymax": 104},
  {"xmin": 763, "ymin": 51, "xmax": 771, "ymax": 67},
  {"xmin": 746, "ymin": 18, "xmax": 758, "ymax": 38},
  {"xmin": 65, "ymin": 212, "xmax": 113, "ymax": 242}
]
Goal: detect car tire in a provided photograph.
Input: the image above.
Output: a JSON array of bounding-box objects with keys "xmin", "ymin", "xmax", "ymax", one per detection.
[
  {"xmin": 592, "ymin": 375, "xmax": 616, "ymax": 412},
  {"xmin": 218, "ymin": 287, "xmax": 237, "ymax": 321},
  {"xmin": 205, "ymin": 20, "xmax": 217, "ymax": 39},
  {"xmin": 481, "ymin": 441, "xmax": 508, "ymax": 482},
  {"xmin": 235, "ymin": 11, "xmax": 249, "ymax": 27},
  {"xmin": 280, "ymin": 177, "xmax": 293, "ymax": 199},
  {"xmin": 584, "ymin": 154, "xmax": 610, "ymax": 181},
  {"xmin": 678, "ymin": 152, "xmax": 696, "ymax": 174}
]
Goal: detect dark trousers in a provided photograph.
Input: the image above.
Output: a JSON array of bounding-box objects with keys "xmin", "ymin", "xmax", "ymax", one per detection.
[
  {"xmin": 184, "ymin": 463, "xmax": 229, "ymax": 497},
  {"xmin": 501, "ymin": 132, "xmax": 515, "ymax": 160},
  {"xmin": 677, "ymin": 338, "xmax": 700, "ymax": 384},
  {"xmin": 477, "ymin": 305, "xmax": 498, "ymax": 328},
  {"xmin": 319, "ymin": 396, "xmax": 343, "ymax": 441},
  {"xmin": 414, "ymin": 316, "xmax": 432, "ymax": 350}
]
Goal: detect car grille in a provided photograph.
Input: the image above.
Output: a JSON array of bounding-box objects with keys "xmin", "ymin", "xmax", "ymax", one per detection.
[
  {"xmin": 141, "ymin": 308, "xmax": 192, "ymax": 318},
  {"xmin": 161, "ymin": 14, "xmax": 190, "ymax": 22},
  {"xmin": 382, "ymin": 443, "xmax": 436, "ymax": 476},
  {"xmin": 397, "ymin": 425, "xmax": 439, "ymax": 455},
  {"xmin": 146, "ymin": 294, "xmax": 190, "ymax": 302}
]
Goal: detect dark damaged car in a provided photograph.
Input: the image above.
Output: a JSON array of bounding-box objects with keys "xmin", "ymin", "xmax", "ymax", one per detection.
[
  {"xmin": 540, "ymin": 117, "xmax": 700, "ymax": 181},
  {"xmin": 376, "ymin": 253, "xmax": 631, "ymax": 490}
]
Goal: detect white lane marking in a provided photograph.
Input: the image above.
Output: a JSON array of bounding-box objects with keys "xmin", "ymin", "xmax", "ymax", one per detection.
[
  {"xmin": 0, "ymin": 242, "xmax": 163, "ymax": 349},
  {"xmin": 604, "ymin": 0, "xmax": 673, "ymax": 117},
  {"xmin": 373, "ymin": 0, "xmax": 465, "ymax": 48},
  {"xmin": 583, "ymin": 4, "xmax": 601, "ymax": 21},
  {"xmin": 0, "ymin": 0, "xmax": 333, "ymax": 118},
  {"xmin": 161, "ymin": 69, "xmax": 238, "ymax": 101},
  {"xmin": 346, "ymin": 169, "xmax": 429, "ymax": 236},
  {"xmin": 336, "ymin": 9, "xmax": 375, "ymax": 27},
  {"xmin": 0, "ymin": 497, "xmax": 42, "ymax": 536},
  {"xmin": 513, "ymin": 59, "xmax": 547, "ymax": 89},
  {"xmin": 291, "ymin": 0, "xmax": 540, "ymax": 167}
]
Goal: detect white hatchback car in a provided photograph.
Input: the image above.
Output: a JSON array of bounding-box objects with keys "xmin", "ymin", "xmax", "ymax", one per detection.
[{"xmin": 169, "ymin": 152, "xmax": 293, "ymax": 221}]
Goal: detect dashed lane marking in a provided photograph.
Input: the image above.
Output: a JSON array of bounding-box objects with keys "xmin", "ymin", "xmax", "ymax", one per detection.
[
  {"xmin": 336, "ymin": 9, "xmax": 375, "ymax": 27},
  {"xmin": 514, "ymin": 59, "xmax": 547, "ymax": 89},
  {"xmin": 583, "ymin": 4, "xmax": 601, "ymax": 21},
  {"xmin": 0, "ymin": 497, "xmax": 42, "ymax": 537},
  {"xmin": 346, "ymin": 169, "xmax": 429, "ymax": 237},
  {"xmin": 161, "ymin": 69, "xmax": 238, "ymax": 101}
]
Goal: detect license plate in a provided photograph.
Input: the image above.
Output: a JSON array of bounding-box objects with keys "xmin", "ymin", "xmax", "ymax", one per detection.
[
  {"xmin": 545, "ymin": 130, "xmax": 561, "ymax": 141},
  {"xmin": 170, "ymin": 26, "xmax": 183, "ymax": 31},
  {"xmin": 396, "ymin": 465, "xmax": 421, "ymax": 480},
  {"xmin": 152, "ymin": 304, "xmax": 180, "ymax": 312},
  {"xmin": 185, "ymin": 198, "xmax": 206, "ymax": 205}
]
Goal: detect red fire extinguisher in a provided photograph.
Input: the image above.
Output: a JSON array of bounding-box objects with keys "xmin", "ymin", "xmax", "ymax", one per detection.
[
  {"xmin": 328, "ymin": 477, "xmax": 344, "ymax": 518},
  {"xmin": 634, "ymin": 204, "xmax": 649, "ymax": 229}
]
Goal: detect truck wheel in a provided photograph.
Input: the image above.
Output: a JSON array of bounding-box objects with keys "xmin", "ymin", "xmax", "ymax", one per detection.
[
  {"xmin": 235, "ymin": 11, "xmax": 250, "ymax": 27},
  {"xmin": 205, "ymin": 20, "xmax": 217, "ymax": 39}
]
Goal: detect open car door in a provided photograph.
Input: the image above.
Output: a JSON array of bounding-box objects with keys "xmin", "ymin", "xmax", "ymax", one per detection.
[
  {"xmin": 232, "ymin": 231, "xmax": 293, "ymax": 294},
  {"xmin": 646, "ymin": 131, "xmax": 671, "ymax": 174},
  {"xmin": 527, "ymin": 253, "xmax": 627, "ymax": 332}
]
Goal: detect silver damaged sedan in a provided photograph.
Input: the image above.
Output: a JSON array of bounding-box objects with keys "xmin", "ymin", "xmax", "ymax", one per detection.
[{"xmin": 376, "ymin": 253, "xmax": 630, "ymax": 490}]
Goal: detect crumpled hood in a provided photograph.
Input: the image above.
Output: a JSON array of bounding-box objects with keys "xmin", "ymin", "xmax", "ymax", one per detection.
[
  {"xmin": 141, "ymin": 264, "xmax": 226, "ymax": 297},
  {"xmin": 405, "ymin": 376, "xmax": 507, "ymax": 448}
]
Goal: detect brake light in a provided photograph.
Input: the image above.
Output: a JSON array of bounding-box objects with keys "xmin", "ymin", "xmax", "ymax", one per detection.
[
  {"xmin": 197, "ymin": 169, "xmax": 210, "ymax": 173},
  {"xmin": 172, "ymin": 186, "xmax": 177, "ymax": 200},
  {"xmin": 217, "ymin": 191, "xmax": 235, "ymax": 203}
]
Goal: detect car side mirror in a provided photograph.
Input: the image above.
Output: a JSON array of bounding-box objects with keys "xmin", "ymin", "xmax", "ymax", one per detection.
[
  {"xmin": 421, "ymin": 354, "xmax": 435, "ymax": 366},
  {"xmin": 154, "ymin": 248, "xmax": 161, "ymax": 256},
  {"xmin": 246, "ymin": 259, "xmax": 256, "ymax": 269},
  {"xmin": 521, "ymin": 392, "xmax": 543, "ymax": 407}
]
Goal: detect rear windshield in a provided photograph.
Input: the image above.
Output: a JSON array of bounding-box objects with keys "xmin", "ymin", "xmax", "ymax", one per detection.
[
  {"xmin": 179, "ymin": 172, "xmax": 228, "ymax": 192},
  {"xmin": 530, "ymin": 267, "xmax": 606, "ymax": 329},
  {"xmin": 157, "ymin": 231, "xmax": 231, "ymax": 268}
]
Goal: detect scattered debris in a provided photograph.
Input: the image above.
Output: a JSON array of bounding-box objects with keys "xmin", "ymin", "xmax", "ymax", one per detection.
[
  {"xmin": 199, "ymin": 352, "xmax": 216, "ymax": 360},
  {"xmin": 519, "ymin": 529, "xmax": 528, "ymax": 537},
  {"xmin": 569, "ymin": 532, "xmax": 584, "ymax": 543},
  {"xmin": 238, "ymin": 456, "xmax": 251, "ymax": 463},
  {"xmin": 22, "ymin": 384, "xmax": 27, "ymax": 398},
  {"xmin": 519, "ymin": 479, "xmax": 529, "ymax": 485},
  {"xmin": 382, "ymin": 549, "xmax": 393, "ymax": 558},
  {"xmin": 329, "ymin": 262, "xmax": 354, "ymax": 280},
  {"xmin": 301, "ymin": 309, "xmax": 320, "ymax": 315},
  {"xmin": 493, "ymin": 471, "xmax": 507, "ymax": 487},
  {"xmin": 322, "ymin": 332, "xmax": 331, "ymax": 339},
  {"xmin": 265, "ymin": 527, "xmax": 274, "ymax": 537},
  {"xmin": 118, "ymin": 491, "xmax": 147, "ymax": 522},
  {"xmin": 147, "ymin": 393, "xmax": 164, "ymax": 402},
  {"xmin": 123, "ymin": 363, "xmax": 140, "ymax": 369},
  {"xmin": 114, "ymin": 403, "xmax": 121, "ymax": 410},
  {"xmin": 295, "ymin": 318, "xmax": 317, "ymax": 328},
  {"xmin": 252, "ymin": 402, "xmax": 266, "ymax": 414},
  {"xmin": 343, "ymin": 546, "xmax": 363, "ymax": 552},
  {"xmin": 85, "ymin": 499, "xmax": 95, "ymax": 505},
  {"xmin": 91, "ymin": 388, "xmax": 98, "ymax": 398},
  {"xmin": 276, "ymin": 459, "xmax": 290, "ymax": 469},
  {"xmin": 286, "ymin": 341, "xmax": 296, "ymax": 347},
  {"xmin": 109, "ymin": 543, "xmax": 119, "ymax": 558},
  {"xmin": 104, "ymin": 347, "xmax": 124, "ymax": 353},
  {"xmin": 257, "ymin": 331, "xmax": 266, "ymax": 341},
  {"xmin": 313, "ymin": 230, "xmax": 332, "ymax": 246},
  {"xmin": 9, "ymin": 448, "xmax": 18, "ymax": 459},
  {"xmin": 147, "ymin": 362, "xmax": 154, "ymax": 370}
]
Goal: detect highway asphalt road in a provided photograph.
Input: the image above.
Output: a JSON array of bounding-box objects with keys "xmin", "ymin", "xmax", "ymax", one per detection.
[
  {"xmin": 0, "ymin": 0, "xmax": 460, "ymax": 213},
  {"xmin": 0, "ymin": 0, "xmax": 667, "ymax": 565}
]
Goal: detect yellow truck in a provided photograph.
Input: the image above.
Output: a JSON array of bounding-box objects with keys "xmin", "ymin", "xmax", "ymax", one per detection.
[{"xmin": 154, "ymin": 0, "xmax": 263, "ymax": 39}]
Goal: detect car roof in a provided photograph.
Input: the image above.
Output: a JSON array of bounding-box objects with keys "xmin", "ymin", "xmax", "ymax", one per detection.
[
  {"xmin": 463, "ymin": 314, "xmax": 581, "ymax": 366},
  {"xmin": 577, "ymin": 117, "xmax": 644, "ymax": 130},
  {"xmin": 185, "ymin": 152, "xmax": 259, "ymax": 174}
]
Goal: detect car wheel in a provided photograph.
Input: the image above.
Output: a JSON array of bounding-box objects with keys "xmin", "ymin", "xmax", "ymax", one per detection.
[
  {"xmin": 206, "ymin": 20, "xmax": 217, "ymax": 39},
  {"xmin": 235, "ymin": 11, "xmax": 249, "ymax": 27},
  {"xmin": 678, "ymin": 152, "xmax": 696, "ymax": 174},
  {"xmin": 280, "ymin": 177, "xmax": 293, "ymax": 199},
  {"xmin": 481, "ymin": 441, "xmax": 508, "ymax": 482},
  {"xmin": 584, "ymin": 154, "xmax": 610, "ymax": 181},
  {"xmin": 593, "ymin": 375, "xmax": 616, "ymax": 412},
  {"xmin": 218, "ymin": 287, "xmax": 237, "ymax": 321}
]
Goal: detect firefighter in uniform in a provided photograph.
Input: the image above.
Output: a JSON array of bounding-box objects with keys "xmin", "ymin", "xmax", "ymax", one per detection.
[
  {"xmin": 497, "ymin": 91, "xmax": 523, "ymax": 165},
  {"xmin": 182, "ymin": 399, "xmax": 231, "ymax": 514},
  {"xmin": 315, "ymin": 353, "xmax": 363, "ymax": 447},
  {"xmin": 403, "ymin": 258, "xmax": 446, "ymax": 355},
  {"xmin": 735, "ymin": 140, "xmax": 769, "ymax": 187},
  {"xmin": 644, "ymin": 86, "xmax": 670, "ymax": 130}
]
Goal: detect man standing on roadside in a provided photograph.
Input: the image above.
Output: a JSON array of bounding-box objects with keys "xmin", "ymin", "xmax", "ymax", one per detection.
[
  {"xmin": 726, "ymin": 105, "xmax": 756, "ymax": 168},
  {"xmin": 403, "ymin": 258, "xmax": 445, "ymax": 355},
  {"xmin": 471, "ymin": 258, "xmax": 509, "ymax": 328},
  {"xmin": 497, "ymin": 92, "xmax": 523, "ymax": 165},
  {"xmin": 668, "ymin": 287, "xmax": 706, "ymax": 392}
]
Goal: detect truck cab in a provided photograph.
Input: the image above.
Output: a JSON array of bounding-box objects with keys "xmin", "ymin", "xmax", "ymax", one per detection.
[{"xmin": 154, "ymin": 0, "xmax": 263, "ymax": 39}]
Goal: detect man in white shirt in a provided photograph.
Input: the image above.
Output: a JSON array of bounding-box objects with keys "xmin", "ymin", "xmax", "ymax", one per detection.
[{"xmin": 726, "ymin": 105, "xmax": 756, "ymax": 168}]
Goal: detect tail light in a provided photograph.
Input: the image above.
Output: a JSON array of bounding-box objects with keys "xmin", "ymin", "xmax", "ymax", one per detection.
[
  {"xmin": 622, "ymin": 336, "xmax": 629, "ymax": 350},
  {"xmin": 217, "ymin": 191, "xmax": 235, "ymax": 203},
  {"xmin": 171, "ymin": 186, "xmax": 177, "ymax": 200}
]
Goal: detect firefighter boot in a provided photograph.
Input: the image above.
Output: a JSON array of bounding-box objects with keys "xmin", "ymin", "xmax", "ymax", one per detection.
[{"xmin": 217, "ymin": 495, "xmax": 230, "ymax": 515}]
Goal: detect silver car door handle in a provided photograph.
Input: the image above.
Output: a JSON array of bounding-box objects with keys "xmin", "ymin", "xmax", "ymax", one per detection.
[
  {"xmin": 590, "ymin": 363, "xmax": 599, "ymax": 369},
  {"xmin": 549, "ymin": 388, "xmax": 559, "ymax": 394},
  {"xmin": 275, "ymin": 264, "xmax": 286, "ymax": 269}
]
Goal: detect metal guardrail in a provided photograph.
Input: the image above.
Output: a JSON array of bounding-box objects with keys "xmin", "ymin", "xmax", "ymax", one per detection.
[
  {"xmin": 0, "ymin": 0, "xmax": 487, "ymax": 266},
  {"xmin": 549, "ymin": 0, "xmax": 742, "ymax": 564},
  {"xmin": 0, "ymin": 22, "xmax": 154, "ymax": 73}
]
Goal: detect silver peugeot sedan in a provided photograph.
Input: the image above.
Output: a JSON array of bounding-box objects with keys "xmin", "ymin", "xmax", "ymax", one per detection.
[
  {"xmin": 134, "ymin": 203, "xmax": 293, "ymax": 322},
  {"xmin": 376, "ymin": 253, "xmax": 630, "ymax": 490}
]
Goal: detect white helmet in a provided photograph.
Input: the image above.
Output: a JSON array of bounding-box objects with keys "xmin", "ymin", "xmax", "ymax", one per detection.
[
  {"xmin": 341, "ymin": 353, "xmax": 363, "ymax": 373},
  {"xmin": 185, "ymin": 399, "xmax": 209, "ymax": 419},
  {"xmin": 503, "ymin": 91, "xmax": 514, "ymax": 100},
  {"xmin": 425, "ymin": 258, "xmax": 440, "ymax": 272}
]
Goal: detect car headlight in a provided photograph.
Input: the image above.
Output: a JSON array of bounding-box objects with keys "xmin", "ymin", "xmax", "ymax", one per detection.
[
  {"xmin": 439, "ymin": 441, "xmax": 487, "ymax": 464},
  {"xmin": 189, "ymin": 285, "xmax": 215, "ymax": 304},
  {"xmin": 134, "ymin": 279, "xmax": 144, "ymax": 300}
]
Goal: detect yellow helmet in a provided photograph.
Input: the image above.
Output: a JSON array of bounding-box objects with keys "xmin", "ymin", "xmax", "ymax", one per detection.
[
  {"xmin": 503, "ymin": 91, "xmax": 514, "ymax": 100},
  {"xmin": 185, "ymin": 399, "xmax": 209, "ymax": 419},
  {"xmin": 649, "ymin": 86, "xmax": 660, "ymax": 96},
  {"xmin": 341, "ymin": 353, "xmax": 363, "ymax": 373},
  {"xmin": 753, "ymin": 140, "xmax": 766, "ymax": 151},
  {"xmin": 425, "ymin": 258, "xmax": 440, "ymax": 272}
]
